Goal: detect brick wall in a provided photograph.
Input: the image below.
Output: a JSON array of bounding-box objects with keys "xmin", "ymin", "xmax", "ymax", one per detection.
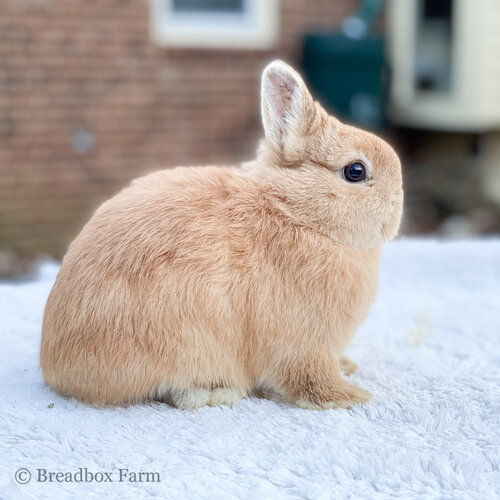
[{"xmin": 0, "ymin": 0, "xmax": 356, "ymax": 259}]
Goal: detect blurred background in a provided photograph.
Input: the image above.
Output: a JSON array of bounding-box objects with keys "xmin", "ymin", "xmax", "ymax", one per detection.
[{"xmin": 1, "ymin": 0, "xmax": 499, "ymax": 277}]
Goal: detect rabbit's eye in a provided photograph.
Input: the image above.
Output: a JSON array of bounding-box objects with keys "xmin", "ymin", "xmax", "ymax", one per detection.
[{"xmin": 344, "ymin": 162, "xmax": 366, "ymax": 182}]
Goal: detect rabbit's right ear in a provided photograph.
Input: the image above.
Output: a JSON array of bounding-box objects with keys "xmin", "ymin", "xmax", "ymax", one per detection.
[{"xmin": 261, "ymin": 60, "xmax": 316, "ymax": 149}]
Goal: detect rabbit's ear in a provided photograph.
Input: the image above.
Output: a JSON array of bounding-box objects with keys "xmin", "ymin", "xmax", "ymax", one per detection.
[{"xmin": 261, "ymin": 60, "xmax": 315, "ymax": 148}]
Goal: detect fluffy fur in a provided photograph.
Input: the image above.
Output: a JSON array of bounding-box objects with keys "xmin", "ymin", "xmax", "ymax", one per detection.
[{"xmin": 40, "ymin": 61, "xmax": 403, "ymax": 410}]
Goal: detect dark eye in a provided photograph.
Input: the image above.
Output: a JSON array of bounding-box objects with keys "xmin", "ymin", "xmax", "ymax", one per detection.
[{"xmin": 344, "ymin": 162, "xmax": 366, "ymax": 182}]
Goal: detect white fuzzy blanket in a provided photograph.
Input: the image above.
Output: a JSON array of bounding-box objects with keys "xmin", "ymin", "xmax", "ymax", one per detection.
[{"xmin": 1, "ymin": 239, "xmax": 499, "ymax": 499}]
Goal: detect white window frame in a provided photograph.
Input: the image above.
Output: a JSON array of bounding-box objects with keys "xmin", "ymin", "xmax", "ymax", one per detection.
[{"xmin": 150, "ymin": 0, "xmax": 279, "ymax": 49}]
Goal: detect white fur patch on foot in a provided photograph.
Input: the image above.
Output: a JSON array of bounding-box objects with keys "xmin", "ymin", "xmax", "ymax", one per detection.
[
  {"xmin": 170, "ymin": 388, "xmax": 210, "ymax": 410},
  {"xmin": 208, "ymin": 388, "xmax": 245, "ymax": 407}
]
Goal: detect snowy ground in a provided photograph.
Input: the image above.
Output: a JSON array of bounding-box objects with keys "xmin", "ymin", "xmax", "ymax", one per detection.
[{"xmin": 1, "ymin": 239, "xmax": 499, "ymax": 499}]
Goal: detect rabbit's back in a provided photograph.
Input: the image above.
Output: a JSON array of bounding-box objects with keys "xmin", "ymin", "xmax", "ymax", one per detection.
[{"xmin": 41, "ymin": 166, "xmax": 261, "ymax": 405}]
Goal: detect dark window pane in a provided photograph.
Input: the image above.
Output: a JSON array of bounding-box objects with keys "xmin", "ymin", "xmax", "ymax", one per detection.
[
  {"xmin": 414, "ymin": 0, "xmax": 453, "ymax": 93},
  {"xmin": 423, "ymin": 0, "xmax": 452, "ymax": 19},
  {"xmin": 172, "ymin": 0, "xmax": 244, "ymax": 13}
]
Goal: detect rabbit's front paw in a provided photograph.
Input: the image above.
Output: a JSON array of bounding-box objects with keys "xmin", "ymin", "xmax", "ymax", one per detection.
[
  {"xmin": 208, "ymin": 388, "xmax": 246, "ymax": 408},
  {"xmin": 321, "ymin": 385, "xmax": 371, "ymax": 409},
  {"xmin": 340, "ymin": 356, "xmax": 358, "ymax": 375},
  {"xmin": 296, "ymin": 383, "xmax": 371, "ymax": 410}
]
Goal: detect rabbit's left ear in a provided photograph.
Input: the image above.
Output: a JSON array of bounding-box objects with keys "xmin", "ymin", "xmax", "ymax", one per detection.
[{"xmin": 261, "ymin": 60, "xmax": 315, "ymax": 148}]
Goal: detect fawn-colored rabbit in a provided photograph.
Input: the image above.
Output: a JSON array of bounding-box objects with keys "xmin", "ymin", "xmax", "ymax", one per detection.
[{"xmin": 40, "ymin": 61, "xmax": 403, "ymax": 410}]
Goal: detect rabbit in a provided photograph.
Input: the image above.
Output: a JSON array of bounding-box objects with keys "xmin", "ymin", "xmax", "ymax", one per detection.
[{"xmin": 40, "ymin": 60, "xmax": 403, "ymax": 410}]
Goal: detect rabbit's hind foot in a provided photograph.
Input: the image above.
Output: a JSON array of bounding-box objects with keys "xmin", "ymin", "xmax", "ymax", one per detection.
[
  {"xmin": 158, "ymin": 385, "xmax": 246, "ymax": 410},
  {"xmin": 208, "ymin": 387, "xmax": 246, "ymax": 408}
]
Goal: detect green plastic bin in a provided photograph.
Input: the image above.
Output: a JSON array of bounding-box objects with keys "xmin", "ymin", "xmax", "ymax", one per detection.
[{"xmin": 302, "ymin": 34, "xmax": 387, "ymax": 129}]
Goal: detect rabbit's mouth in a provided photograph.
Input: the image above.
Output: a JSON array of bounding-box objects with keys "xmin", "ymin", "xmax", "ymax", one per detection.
[
  {"xmin": 381, "ymin": 202, "xmax": 403, "ymax": 241},
  {"xmin": 381, "ymin": 221, "xmax": 394, "ymax": 241}
]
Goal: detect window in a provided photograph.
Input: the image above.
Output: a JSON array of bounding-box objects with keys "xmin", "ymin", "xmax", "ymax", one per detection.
[
  {"xmin": 150, "ymin": 0, "xmax": 279, "ymax": 49},
  {"xmin": 172, "ymin": 0, "xmax": 244, "ymax": 13}
]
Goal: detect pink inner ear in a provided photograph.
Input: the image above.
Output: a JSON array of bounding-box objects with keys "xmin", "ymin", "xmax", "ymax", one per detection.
[{"xmin": 268, "ymin": 72, "xmax": 297, "ymax": 118}]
